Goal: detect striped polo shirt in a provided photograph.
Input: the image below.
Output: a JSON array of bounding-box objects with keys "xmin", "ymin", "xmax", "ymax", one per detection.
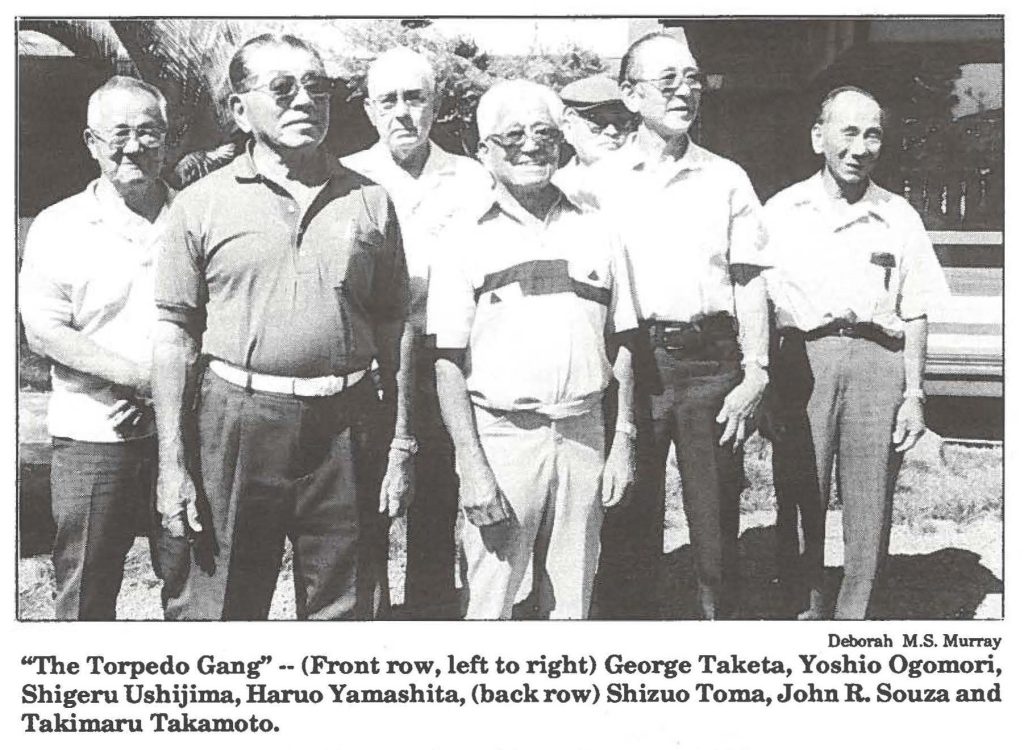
[{"xmin": 426, "ymin": 189, "xmax": 638, "ymax": 419}]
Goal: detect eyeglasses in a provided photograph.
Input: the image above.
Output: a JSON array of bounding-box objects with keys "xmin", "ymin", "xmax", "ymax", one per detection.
[
  {"xmin": 89, "ymin": 126, "xmax": 167, "ymax": 151},
  {"xmin": 371, "ymin": 90, "xmax": 431, "ymax": 112},
  {"xmin": 632, "ymin": 71, "xmax": 706, "ymax": 99},
  {"xmin": 486, "ymin": 125, "xmax": 563, "ymax": 150},
  {"xmin": 241, "ymin": 73, "xmax": 334, "ymax": 104},
  {"xmin": 578, "ymin": 116, "xmax": 633, "ymax": 141}
]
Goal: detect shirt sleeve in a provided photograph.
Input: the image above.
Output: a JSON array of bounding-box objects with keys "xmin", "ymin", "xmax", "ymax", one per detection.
[
  {"xmin": 364, "ymin": 189, "xmax": 410, "ymax": 324},
  {"xmin": 19, "ymin": 211, "xmax": 74, "ymax": 335},
  {"xmin": 727, "ymin": 168, "xmax": 771, "ymax": 268},
  {"xmin": 607, "ymin": 229, "xmax": 640, "ymax": 335},
  {"xmin": 425, "ymin": 233, "xmax": 476, "ymax": 349},
  {"xmin": 154, "ymin": 196, "xmax": 207, "ymax": 335},
  {"xmin": 897, "ymin": 209, "xmax": 950, "ymax": 320}
]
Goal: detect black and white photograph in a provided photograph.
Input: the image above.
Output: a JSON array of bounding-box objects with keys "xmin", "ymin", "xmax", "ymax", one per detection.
[{"xmin": 14, "ymin": 15, "xmax": 1003, "ymax": 626}]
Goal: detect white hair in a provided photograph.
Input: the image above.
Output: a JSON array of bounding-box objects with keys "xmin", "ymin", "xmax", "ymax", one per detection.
[
  {"xmin": 86, "ymin": 75, "xmax": 168, "ymax": 129},
  {"xmin": 476, "ymin": 79, "xmax": 564, "ymax": 140},
  {"xmin": 366, "ymin": 47, "xmax": 437, "ymax": 97}
]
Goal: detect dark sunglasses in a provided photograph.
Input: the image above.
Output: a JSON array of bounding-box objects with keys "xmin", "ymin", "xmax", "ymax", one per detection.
[{"xmin": 241, "ymin": 73, "xmax": 334, "ymax": 104}]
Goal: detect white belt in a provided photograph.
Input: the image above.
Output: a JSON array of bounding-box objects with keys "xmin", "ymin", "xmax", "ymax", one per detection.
[{"xmin": 209, "ymin": 360, "xmax": 366, "ymax": 398}]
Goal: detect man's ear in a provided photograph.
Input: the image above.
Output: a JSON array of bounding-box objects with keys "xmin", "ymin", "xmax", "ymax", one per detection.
[
  {"xmin": 620, "ymin": 81, "xmax": 642, "ymax": 115},
  {"xmin": 229, "ymin": 93, "xmax": 252, "ymax": 134},
  {"xmin": 363, "ymin": 96, "xmax": 377, "ymax": 126},
  {"xmin": 83, "ymin": 128, "xmax": 97, "ymax": 153},
  {"xmin": 811, "ymin": 122, "xmax": 824, "ymax": 155}
]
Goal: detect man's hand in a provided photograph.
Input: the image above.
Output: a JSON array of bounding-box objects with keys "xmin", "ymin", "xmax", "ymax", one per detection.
[
  {"xmin": 600, "ymin": 432, "xmax": 635, "ymax": 508},
  {"xmin": 459, "ymin": 456, "xmax": 513, "ymax": 527},
  {"xmin": 893, "ymin": 397, "xmax": 927, "ymax": 453},
  {"xmin": 157, "ymin": 467, "xmax": 202, "ymax": 538},
  {"xmin": 379, "ymin": 448, "xmax": 415, "ymax": 518},
  {"xmin": 108, "ymin": 399, "xmax": 150, "ymax": 439},
  {"xmin": 716, "ymin": 366, "xmax": 769, "ymax": 450}
]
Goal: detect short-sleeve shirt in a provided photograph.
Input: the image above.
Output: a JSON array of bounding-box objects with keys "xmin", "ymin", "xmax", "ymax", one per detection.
[
  {"xmin": 426, "ymin": 189, "xmax": 638, "ymax": 419},
  {"xmin": 155, "ymin": 149, "xmax": 408, "ymax": 378},
  {"xmin": 342, "ymin": 141, "xmax": 492, "ymax": 330},
  {"xmin": 575, "ymin": 136, "xmax": 769, "ymax": 323},
  {"xmin": 19, "ymin": 178, "xmax": 173, "ymax": 442},
  {"xmin": 763, "ymin": 174, "xmax": 949, "ymax": 334}
]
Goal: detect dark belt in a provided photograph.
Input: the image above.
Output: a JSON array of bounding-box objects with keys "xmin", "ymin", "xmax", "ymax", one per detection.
[
  {"xmin": 786, "ymin": 321, "xmax": 904, "ymax": 352},
  {"xmin": 645, "ymin": 313, "xmax": 737, "ymax": 352}
]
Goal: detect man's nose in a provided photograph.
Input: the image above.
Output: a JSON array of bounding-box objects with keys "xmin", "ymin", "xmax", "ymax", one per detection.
[{"xmin": 120, "ymin": 134, "xmax": 144, "ymax": 155}]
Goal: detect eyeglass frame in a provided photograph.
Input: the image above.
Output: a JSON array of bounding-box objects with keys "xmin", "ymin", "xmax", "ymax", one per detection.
[
  {"xmin": 484, "ymin": 124, "xmax": 564, "ymax": 151},
  {"xmin": 87, "ymin": 126, "xmax": 168, "ymax": 151},
  {"xmin": 368, "ymin": 88, "xmax": 433, "ymax": 113},
  {"xmin": 629, "ymin": 70, "xmax": 707, "ymax": 100},
  {"xmin": 236, "ymin": 72, "xmax": 335, "ymax": 105}
]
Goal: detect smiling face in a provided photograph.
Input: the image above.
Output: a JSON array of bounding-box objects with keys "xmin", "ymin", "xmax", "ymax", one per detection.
[
  {"xmin": 812, "ymin": 90, "xmax": 883, "ymax": 188},
  {"xmin": 622, "ymin": 36, "xmax": 701, "ymax": 138},
  {"xmin": 478, "ymin": 97, "xmax": 562, "ymax": 191},
  {"xmin": 230, "ymin": 43, "xmax": 330, "ymax": 152},
  {"xmin": 84, "ymin": 87, "xmax": 167, "ymax": 193},
  {"xmin": 365, "ymin": 59, "xmax": 437, "ymax": 163}
]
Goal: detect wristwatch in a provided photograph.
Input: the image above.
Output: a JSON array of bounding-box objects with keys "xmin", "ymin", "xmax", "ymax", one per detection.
[{"xmin": 390, "ymin": 435, "xmax": 420, "ymax": 455}]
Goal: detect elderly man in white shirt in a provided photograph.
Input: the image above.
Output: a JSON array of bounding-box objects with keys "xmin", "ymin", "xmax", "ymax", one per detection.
[
  {"xmin": 575, "ymin": 32, "xmax": 771, "ymax": 620},
  {"xmin": 19, "ymin": 76, "xmax": 174, "ymax": 619},
  {"xmin": 428, "ymin": 80, "xmax": 638, "ymax": 619},
  {"xmin": 343, "ymin": 47, "xmax": 491, "ymax": 617},
  {"xmin": 764, "ymin": 86, "xmax": 949, "ymax": 620}
]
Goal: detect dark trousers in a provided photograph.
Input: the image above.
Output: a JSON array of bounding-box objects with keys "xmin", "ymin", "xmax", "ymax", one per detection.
[
  {"xmin": 50, "ymin": 436, "xmax": 158, "ymax": 620},
  {"xmin": 770, "ymin": 334, "xmax": 904, "ymax": 619},
  {"xmin": 402, "ymin": 355, "xmax": 460, "ymax": 618},
  {"xmin": 162, "ymin": 371, "xmax": 389, "ymax": 621},
  {"xmin": 597, "ymin": 332, "xmax": 743, "ymax": 618}
]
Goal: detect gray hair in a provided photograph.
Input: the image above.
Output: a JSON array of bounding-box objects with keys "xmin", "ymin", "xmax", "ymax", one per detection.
[
  {"xmin": 476, "ymin": 79, "xmax": 564, "ymax": 141},
  {"xmin": 87, "ymin": 76, "xmax": 169, "ymax": 128},
  {"xmin": 367, "ymin": 47, "xmax": 437, "ymax": 97}
]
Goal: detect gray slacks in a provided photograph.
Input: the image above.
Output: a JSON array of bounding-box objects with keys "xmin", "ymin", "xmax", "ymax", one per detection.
[{"xmin": 771, "ymin": 334, "xmax": 904, "ymax": 619}]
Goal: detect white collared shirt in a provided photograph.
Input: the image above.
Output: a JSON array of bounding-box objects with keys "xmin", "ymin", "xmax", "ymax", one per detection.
[
  {"xmin": 342, "ymin": 141, "xmax": 492, "ymax": 329},
  {"xmin": 20, "ymin": 178, "xmax": 174, "ymax": 442},
  {"xmin": 426, "ymin": 189, "xmax": 638, "ymax": 419},
  {"xmin": 763, "ymin": 173, "xmax": 949, "ymax": 333},
  {"xmin": 573, "ymin": 135, "xmax": 770, "ymax": 323}
]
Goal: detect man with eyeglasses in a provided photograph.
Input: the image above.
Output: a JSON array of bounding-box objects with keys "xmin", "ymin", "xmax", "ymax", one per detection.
[
  {"xmin": 342, "ymin": 47, "xmax": 491, "ymax": 618},
  {"xmin": 580, "ymin": 32, "xmax": 771, "ymax": 620},
  {"xmin": 20, "ymin": 76, "xmax": 174, "ymax": 619},
  {"xmin": 154, "ymin": 34, "xmax": 414, "ymax": 620},
  {"xmin": 427, "ymin": 80, "xmax": 638, "ymax": 619},
  {"xmin": 763, "ymin": 87, "xmax": 947, "ymax": 619},
  {"xmin": 555, "ymin": 74, "xmax": 635, "ymax": 200}
]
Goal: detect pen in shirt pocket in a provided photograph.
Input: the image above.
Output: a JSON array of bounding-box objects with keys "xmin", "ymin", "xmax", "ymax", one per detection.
[{"xmin": 870, "ymin": 252, "xmax": 896, "ymax": 290}]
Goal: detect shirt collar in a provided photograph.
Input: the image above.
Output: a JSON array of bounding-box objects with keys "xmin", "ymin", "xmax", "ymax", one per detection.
[
  {"xmin": 87, "ymin": 177, "xmax": 175, "ymax": 229},
  {"xmin": 790, "ymin": 171, "xmax": 892, "ymax": 231},
  {"xmin": 232, "ymin": 140, "xmax": 343, "ymax": 184},
  {"xmin": 477, "ymin": 183, "xmax": 581, "ymax": 226},
  {"xmin": 614, "ymin": 131, "xmax": 712, "ymax": 178},
  {"xmin": 361, "ymin": 140, "xmax": 460, "ymax": 180}
]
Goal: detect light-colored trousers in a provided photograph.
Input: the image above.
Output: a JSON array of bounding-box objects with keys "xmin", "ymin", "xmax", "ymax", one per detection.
[
  {"xmin": 773, "ymin": 335, "xmax": 905, "ymax": 619},
  {"xmin": 461, "ymin": 405, "xmax": 605, "ymax": 619}
]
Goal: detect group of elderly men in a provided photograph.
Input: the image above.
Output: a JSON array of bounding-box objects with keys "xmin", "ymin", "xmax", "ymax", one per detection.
[{"xmin": 20, "ymin": 29, "xmax": 947, "ymax": 621}]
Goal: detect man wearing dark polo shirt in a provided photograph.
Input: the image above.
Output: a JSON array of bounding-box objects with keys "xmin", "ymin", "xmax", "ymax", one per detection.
[{"xmin": 153, "ymin": 33, "xmax": 414, "ymax": 620}]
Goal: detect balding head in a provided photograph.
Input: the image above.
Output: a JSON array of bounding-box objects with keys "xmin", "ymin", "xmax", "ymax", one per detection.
[
  {"xmin": 812, "ymin": 86, "xmax": 884, "ymax": 191},
  {"xmin": 363, "ymin": 47, "xmax": 440, "ymax": 164},
  {"xmin": 367, "ymin": 47, "xmax": 436, "ymax": 99}
]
